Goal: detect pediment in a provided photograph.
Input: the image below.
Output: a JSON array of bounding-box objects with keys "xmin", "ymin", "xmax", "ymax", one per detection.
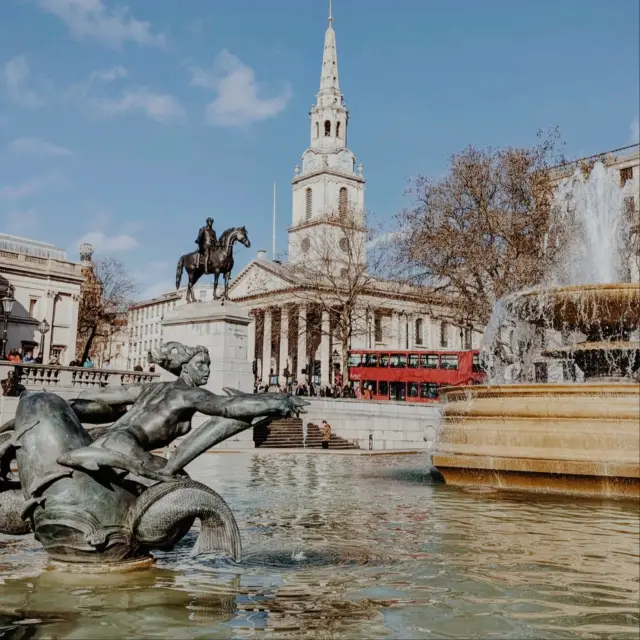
[{"xmin": 229, "ymin": 261, "xmax": 298, "ymax": 300}]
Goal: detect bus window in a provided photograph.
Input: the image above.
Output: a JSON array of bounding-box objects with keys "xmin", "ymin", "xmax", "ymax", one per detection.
[
  {"xmin": 379, "ymin": 353, "xmax": 390, "ymax": 367},
  {"xmin": 390, "ymin": 381, "xmax": 406, "ymax": 401},
  {"xmin": 419, "ymin": 383, "xmax": 429, "ymax": 398},
  {"xmin": 348, "ymin": 353, "xmax": 362, "ymax": 367},
  {"xmin": 378, "ymin": 381, "xmax": 389, "ymax": 397},
  {"xmin": 390, "ymin": 353, "xmax": 407, "ymax": 368},
  {"xmin": 364, "ymin": 353, "xmax": 378, "ymax": 367},
  {"xmin": 363, "ymin": 380, "xmax": 377, "ymax": 394},
  {"xmin": 408, "ymin": 382, "xmax": 419, "ymax": 397},
  {"xmin": 408, "ymin": 354, "xmax": 419, "ymax": 368},
  {"xmin": 428, "ymin": 384, "xmax": 439, "ymax": 399},
  {"xmin": 421, "ymin": 354, "xmax": 439, "ymax": 369},
  {"xmin": 472, "ymin": 354, "xmax": 484, "ymax": 373},
  {"xmin": 441, "ymin": 354, "xmax": 459, "ymax": 370}
]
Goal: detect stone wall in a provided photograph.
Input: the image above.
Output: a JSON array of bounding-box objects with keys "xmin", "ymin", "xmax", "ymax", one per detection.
[{"xmin": 303, "ymin": 398, "xmax": 442, "ymax": 451}]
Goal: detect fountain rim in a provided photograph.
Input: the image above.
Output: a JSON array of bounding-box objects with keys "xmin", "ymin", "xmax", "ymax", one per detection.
[
  {"xmin": 516, "ymin": 282, "xmax": 640, "ymax": 298},
  {"xmin": 441, "ymin": 382, "xmax": 640, "ymax": 399}
]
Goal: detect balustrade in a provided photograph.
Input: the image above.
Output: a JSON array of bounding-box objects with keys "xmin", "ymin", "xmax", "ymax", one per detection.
[{"xmin": 0, "ymin": 362, "xmax": 159, "ymax": 392}]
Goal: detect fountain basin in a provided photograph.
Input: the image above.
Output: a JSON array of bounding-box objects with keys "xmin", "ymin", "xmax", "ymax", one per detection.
[{"xmin": 432, "ymin": 383, "xmax": 640, "ymax": 499}]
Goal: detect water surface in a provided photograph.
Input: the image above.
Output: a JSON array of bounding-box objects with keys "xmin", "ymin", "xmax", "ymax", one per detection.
[{"xmin": 1, "ymin": 452, "xmax": 638, "ymax": 638}]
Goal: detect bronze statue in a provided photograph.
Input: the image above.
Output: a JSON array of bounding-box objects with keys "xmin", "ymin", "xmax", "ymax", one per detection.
[
  {"xmin": 195, "ymin": 218, "xmax": 217, "ymax": 274},
  {"xmin": 0, "ymin": 341, "xmax": 307, "ymax": 566},
  {"xmin": 177, "ymin": 226, "xmax": 250, "ymax": 303}
]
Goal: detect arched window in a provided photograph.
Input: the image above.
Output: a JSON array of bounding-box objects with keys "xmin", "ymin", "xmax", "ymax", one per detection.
[
  {"xmin": 324, "ymin": 120, "xmax": 331, "ymax": 136},
  {"xmin": 305, "ymin": 188, "xmax": 312, "ymax": 220},
  {"xmin": 440, "ymin": 321, "xmax": 448, "ymax": 348},
  {"xmin": 336, "ymin": 121, "xmax": 341, "ymax": 138},
  {"xmin": 338, "ymin": 187, "xmax": 348, "ymax": 217},
  {"xmin": 315, "ymin": 122, "xmax": 319, "ymax": 138},
  {"xmin": 415, "ymin": 318, "xmax": 424, "ymax": 345}
]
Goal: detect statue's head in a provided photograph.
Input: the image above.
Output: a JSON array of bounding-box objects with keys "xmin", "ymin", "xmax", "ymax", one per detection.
[
  {"xmin": 148, "ymin": 341, "xmax": 210, "ymax": 387},
  {"xmin": 237, "ymin": 226, "xmax": 251, "ymax": 248},
  {"xmin": 206, "ymin": 217, "xmax": 214, "ymax": 226}
]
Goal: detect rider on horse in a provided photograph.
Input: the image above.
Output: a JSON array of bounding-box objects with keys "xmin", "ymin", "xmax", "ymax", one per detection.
[{"xmin": 195, "ymin": 218, "xmax": 217, "ymax": 274}]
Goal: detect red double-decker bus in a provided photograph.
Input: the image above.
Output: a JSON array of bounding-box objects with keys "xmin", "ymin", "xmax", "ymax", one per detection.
[{"xmin": 347, "ymin": 349, "xmax": 486, "ymax": 402}]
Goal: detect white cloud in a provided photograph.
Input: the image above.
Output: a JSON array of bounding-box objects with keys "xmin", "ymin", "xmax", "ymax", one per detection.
[
  {"xmin": 0, "ymin": 174, "xmax": 56, "ymax": 200},
  {"xmin": 37, "ymin": 0, "xmax": 165, "ymax": 49},
  {"xmin": 10, "ymin": 137, "xmax": 72, "ymax": 157},
  {"xmin": 76, "ymin": 230, "xmax": 138, "ymax": 252},
  {"xmin": 3, "ymin": 56, "xmax": 46, "ymax": 108},
  {"xmin": 190, "ymin": 49, "xmax": 292, "ymax": 127},
  {"xmin": 5, "ymin": 209, "xmax": 40, "ymax": 236},
  {"xmin": 631, "ymin": 118, "xmax": 640, "ymax": 145},
  {"xmin": 91, "ymin": 88, "xmax": 185, "ymax": 123},
  {"xmin": 88, "ymin": 65, "xmax": 128, "ymax": 84}
]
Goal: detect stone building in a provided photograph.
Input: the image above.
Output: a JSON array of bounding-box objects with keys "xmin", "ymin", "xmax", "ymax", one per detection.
[
  {"xmin": 126, "ymin": 283, "xmax": 217, "ymax": 370},
  {"xmin": 0, "ymin": 234, "xmax": 84, "ymax": 363},
  {"xmin": 227, "ymin": 10, "xmax": 482, "ymax": 388}
]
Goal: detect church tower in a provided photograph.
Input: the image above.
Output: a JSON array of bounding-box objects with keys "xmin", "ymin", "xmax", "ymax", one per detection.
[{"xmin": 287, "ymin": 3, "xmax": 366, "ymax": 265}]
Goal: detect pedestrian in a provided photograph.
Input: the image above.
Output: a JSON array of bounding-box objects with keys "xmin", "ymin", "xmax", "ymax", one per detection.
[{"xmin": 321, "ymin": 420, "xmax": 331, "ymax": 450}]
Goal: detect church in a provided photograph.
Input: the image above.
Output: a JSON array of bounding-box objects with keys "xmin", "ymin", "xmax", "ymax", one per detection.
[{"xmin": 228, "ymin": 9, "xmax": 482, "ymax": 388}]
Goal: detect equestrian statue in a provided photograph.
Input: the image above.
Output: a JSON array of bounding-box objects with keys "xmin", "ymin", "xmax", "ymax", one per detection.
[
  {"xmin": 176, "ymin": 219, "xmax": 250, "ymax": 303},
  {"xmin": 0, "ymin": 341, "xmax": 307, "ymax": 568}
]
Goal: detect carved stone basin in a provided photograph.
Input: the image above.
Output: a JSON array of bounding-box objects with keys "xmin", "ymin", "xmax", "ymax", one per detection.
[{"xmin": 516, "ymin": 283, "xmax": 640, "ymax": 336}]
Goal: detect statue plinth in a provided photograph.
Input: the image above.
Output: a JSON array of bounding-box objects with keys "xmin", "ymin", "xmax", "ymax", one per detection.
[{"xmin": 161, "ymin": 301, "xmax": 253, "ymax": 395}]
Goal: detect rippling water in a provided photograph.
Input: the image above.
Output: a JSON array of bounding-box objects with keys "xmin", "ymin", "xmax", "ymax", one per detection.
[{"xmin": 1, "ymin": 452, "xmax": 638, "ymax": 639}]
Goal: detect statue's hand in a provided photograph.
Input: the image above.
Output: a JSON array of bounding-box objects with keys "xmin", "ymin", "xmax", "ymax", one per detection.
[{"xmin": 270, "ymin": 394, "xmax": 309, "ymax": 419}]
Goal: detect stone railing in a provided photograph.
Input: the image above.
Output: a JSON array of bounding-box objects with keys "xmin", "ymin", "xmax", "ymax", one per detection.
[{"xmin": 0, "ymin": 362, "xmax": 159, "ymax": 392}]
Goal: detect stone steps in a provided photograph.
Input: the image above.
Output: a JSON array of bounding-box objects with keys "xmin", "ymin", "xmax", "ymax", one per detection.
[{"xmin": 253, "ymin": 418, "xmax": 360, "ymax": 450}]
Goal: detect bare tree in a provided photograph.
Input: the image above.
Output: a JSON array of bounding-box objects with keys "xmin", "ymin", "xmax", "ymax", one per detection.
[
  {"xmin": 77, "ymin": 256, "xmax": 136, "ymax": 364},
  {"xmin": 394, "ymin": 128, "xmax": 566, "ymax": 325},
  {"xmin": 287, "ymin": 208, "xmax": 395, "ymax": 380}
]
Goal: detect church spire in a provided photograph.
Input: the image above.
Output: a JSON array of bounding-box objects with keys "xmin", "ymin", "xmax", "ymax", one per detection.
[{"xmin": 319, "ymin": 0, "xmax": 340, "ymax": 95}]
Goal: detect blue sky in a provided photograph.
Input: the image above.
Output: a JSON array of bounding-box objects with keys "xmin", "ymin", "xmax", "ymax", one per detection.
[{"xmin": 1, "ymin": 0, "xmax": 638, "ymax": 300}]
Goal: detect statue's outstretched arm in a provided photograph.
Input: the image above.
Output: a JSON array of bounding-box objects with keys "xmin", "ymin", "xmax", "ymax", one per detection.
[
  {"xmin": 189, "ymin": 389, "xmax": 307, "ymax": 421},
  {"xmin": 72, "ymin": 383, "xmax": 146, "ymax": 406}
]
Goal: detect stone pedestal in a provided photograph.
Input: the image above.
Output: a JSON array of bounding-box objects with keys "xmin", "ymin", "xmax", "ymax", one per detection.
[{"xmin": 161, "ymin": 301, "xmax": 253, "ymax": 394}]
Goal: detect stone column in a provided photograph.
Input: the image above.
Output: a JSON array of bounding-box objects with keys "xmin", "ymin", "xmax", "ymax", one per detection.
[
  {"xmin": 297, "ymin": 305, "xmax": 307, "ymax": 381},
  {"xmin": 262, "ymin": 307, "xmax": 273, "ymax": 384},
  {"xmin": 247, "ymin": 312, "xmax": 256, "ymax": 364},
  {"xmin": 279, "ymin": 306, "xmax": 289, "ymax": 380},
  {"xmin": 320, "ymin": 309, "xmax": 330, "ymax": 386},
  {"xmin": 390, "ymin": 312, "xmax": 400, "ymax": 349}
]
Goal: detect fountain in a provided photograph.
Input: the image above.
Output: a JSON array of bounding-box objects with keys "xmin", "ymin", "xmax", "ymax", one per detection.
[{"xmin": 432, "ymin": 161, "xmax": 640, "ymax": 498}]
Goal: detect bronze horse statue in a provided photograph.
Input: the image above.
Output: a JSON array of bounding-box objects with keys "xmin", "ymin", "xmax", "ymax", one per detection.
[{"xmin": 176, "ymin": 226, "xmax": 250, "ymax": 303}]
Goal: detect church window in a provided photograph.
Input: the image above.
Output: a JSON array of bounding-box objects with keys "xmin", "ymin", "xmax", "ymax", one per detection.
[
  {"xmin": 339, "ymin": 237, "xmax": 349, "ymax": 252},
  {"xmin": 305, "ymin": 188, "xmax": 313, "ymax": 220},
  {"xmin": 338, "ymin": 187, "xmax": 348, "ymax": 217},
  {"xmin": 301, "ymin": 237, "xmax": 311, "ymax": 253},
  {"xmin": 336, "ymin": 122, "xmax": 341, "ymax": 138},
  {"xmin": 440, "ymin": 321, "xmax": 448, "ymax": 348},
  {"xmin": 324, "ymin": 120, "xmax": 331, "ymax": 136},
  {"xmin": 315, "ymin": 122, "xmax": 319, "ymax": 138},
  {"xmin": 415, "ymin": 318, "xmax": 424, "ymax": 345}
]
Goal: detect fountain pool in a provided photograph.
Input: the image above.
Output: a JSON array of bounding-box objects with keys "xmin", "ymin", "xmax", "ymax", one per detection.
[{"xmin": 1, "ymin": 452, "xmax": 638, "ymax": 638}]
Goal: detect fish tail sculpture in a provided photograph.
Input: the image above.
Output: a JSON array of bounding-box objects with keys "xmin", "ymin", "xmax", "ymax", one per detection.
[{"xmin": 0, "ymin": 392, "xmax": 243, "ymax": 564}]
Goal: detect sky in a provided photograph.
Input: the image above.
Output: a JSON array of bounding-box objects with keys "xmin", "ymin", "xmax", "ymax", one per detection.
[{"xmin": 0, "ymin": 0, "xmax": 638, "ymax": 300}]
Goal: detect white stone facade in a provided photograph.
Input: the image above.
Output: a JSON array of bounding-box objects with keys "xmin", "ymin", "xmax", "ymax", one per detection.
[
  {"xmin": 288, "ymin": 13, "xmax": 366, "ymax": 266},
  {"xmin": 0, "ymin": 234, "xmax": 84, "ymax": 364},
  {"xmin": 127, "ymin": 283, "xmax": 217, "ymax": 369}
]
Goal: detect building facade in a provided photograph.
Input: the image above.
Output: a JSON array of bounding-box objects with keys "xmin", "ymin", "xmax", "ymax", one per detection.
[
  {"xmin": 227, "ymin": 11, "xmax": 482, "ymax": 388},
  {"xmin": 126, "ymin": 283, "xmax": 218, "ymax": 369},
  {"xmin": 0, "ymin": 234, "xmax": 84, "ymax": 364}
]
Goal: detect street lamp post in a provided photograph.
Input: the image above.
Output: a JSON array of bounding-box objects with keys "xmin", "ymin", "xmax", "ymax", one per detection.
[
  {"xmin": 38, "ymin": 318, "xmax": 50, "ymax": 361},
  {"xmin": 0, "ymin": 285, "xmax": 16, "ymax": 360}
]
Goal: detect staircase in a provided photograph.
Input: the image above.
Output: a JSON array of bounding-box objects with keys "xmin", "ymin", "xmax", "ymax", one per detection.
[{"xmin": 253, "ymin": 418, "xmax": 360, "ymax": 450}]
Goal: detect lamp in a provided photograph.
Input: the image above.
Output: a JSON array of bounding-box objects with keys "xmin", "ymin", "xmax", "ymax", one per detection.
[
  {"xmin": 39, "ymin": 318, "xmax": 50, "ymax": 361},
  {"xmin": 1, "ymin": 285, "xmax": 16, "ymax": 360}
]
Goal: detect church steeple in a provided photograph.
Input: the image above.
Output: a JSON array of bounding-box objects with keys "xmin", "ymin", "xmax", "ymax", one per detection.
[
  {"xmin": 319, "ymin": 0, "xmax": 340, "ymax": 95},
  {"xmin": 308, "ymin": 1, "xmax": 348, "ymax": 152}
]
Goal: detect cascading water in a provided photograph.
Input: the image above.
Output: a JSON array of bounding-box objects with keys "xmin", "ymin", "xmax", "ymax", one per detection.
[{"xmin": 481, "ymin": 161, "xmax": 637, "ymax": 384}]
